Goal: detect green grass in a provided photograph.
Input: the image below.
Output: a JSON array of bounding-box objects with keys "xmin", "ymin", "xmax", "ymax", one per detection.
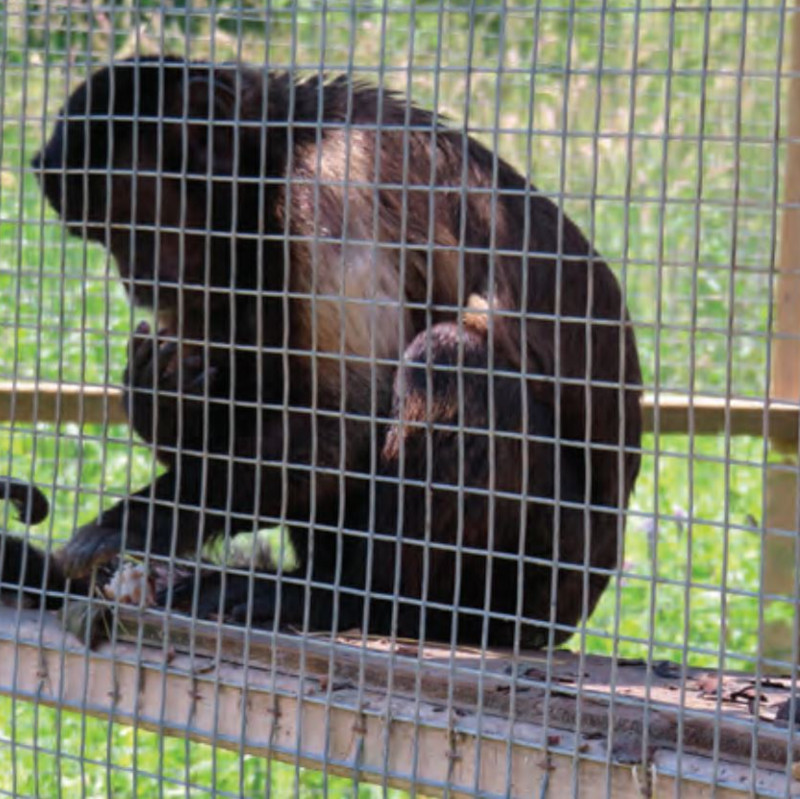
[
  {"xmin": 585, "ymin": 433, "xmax": 777, "ymax": 672},
  {"xmin": 0, "ymin": 0, "xmax": 791, "ymax": 794},
  {"xmin": 0, "ymin": 700, "xmax": 396, "ymax": 797}
]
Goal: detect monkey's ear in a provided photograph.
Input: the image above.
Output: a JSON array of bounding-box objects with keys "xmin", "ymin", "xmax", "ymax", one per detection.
[{"xmin": 182, "ymin": 72, "xmax": 237, "ymax": 175}]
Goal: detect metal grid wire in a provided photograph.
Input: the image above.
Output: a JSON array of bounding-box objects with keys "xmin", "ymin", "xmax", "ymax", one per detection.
[{"xmin": 0, "ymin": 0, "xmax": 798, "ymax": 796}]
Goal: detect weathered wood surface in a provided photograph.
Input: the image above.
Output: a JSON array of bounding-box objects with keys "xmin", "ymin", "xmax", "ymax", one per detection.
[
  {"xmin": 2, "ymin": 381, "xmax": 799, "ymax": 443},
  {"xmin": 0, "ymin": 603, "xmax": 797, "ymax": 797},
  {"xmin": 762, "ymin": 0, "xmax": 800, "ymax": 667}
]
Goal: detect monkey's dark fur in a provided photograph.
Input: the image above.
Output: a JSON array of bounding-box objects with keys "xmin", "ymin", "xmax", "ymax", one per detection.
[
  {"xmin": 0, "ymin": 477, "xmax": 72, "ymax": 609},
  {"xmin": 8, "ymin": 57, "xmax": 641, "ymax": 647}
]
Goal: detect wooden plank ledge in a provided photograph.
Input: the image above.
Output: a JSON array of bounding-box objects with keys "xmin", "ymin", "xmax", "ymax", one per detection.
[
  {"xmin": 0, "ymin": 603, "xmax": 798, "ymax": 797},
  {"xmin": 1, "ymin": 381, "xmax": 798, "ymax": 442},
  {"xmin": 644, "ymin": 394, "xmax": 799, "ymax": 441},
  {"xmin": 0, "ymin": 380, "xmax": 128, "ymax": 425}
]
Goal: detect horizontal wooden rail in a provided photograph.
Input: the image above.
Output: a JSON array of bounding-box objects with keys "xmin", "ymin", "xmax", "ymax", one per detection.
[
  {"xmin": 644, "ymin": 394, "xmax": 799, "ymax": 442},
  {"xmin": 0, "ymin": 380, "xmax": 128, "ymax": 425},
  {"xmin": 0, "ymin": 604, "xmax": 798, "ymax": 797},
  {"xmin": 0, "ymin": 381, "xmax": 798, "ymax": 442}
]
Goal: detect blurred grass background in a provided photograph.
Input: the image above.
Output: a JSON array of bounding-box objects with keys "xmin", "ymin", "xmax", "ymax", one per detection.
[{"xmin": 0, "ymin": 0, "xmax": 792, "ymax": 794}]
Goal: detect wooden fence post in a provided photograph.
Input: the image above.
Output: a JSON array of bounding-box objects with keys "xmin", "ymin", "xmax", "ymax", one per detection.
[{"xmin": 763, "ymin": 0, "xmax": 800, "ymax": 664}]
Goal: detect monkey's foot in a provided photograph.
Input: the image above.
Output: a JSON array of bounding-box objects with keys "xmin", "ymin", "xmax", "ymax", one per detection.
[
  {"xmin": 59, "ymin": 526, "xmax": 124, "ymax": 578},
  {"xmin": 157, "ymin": 571, "xmax": 281, "ymax": 624}
]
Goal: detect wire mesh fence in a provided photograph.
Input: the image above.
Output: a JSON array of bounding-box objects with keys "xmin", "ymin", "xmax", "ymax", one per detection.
[{"xmin": 0, "ymin": 0, "xmax": 798, "ymax": 796}]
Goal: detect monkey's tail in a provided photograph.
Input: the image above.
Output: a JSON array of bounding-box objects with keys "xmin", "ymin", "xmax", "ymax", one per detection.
[
  {"xmin": 0, "ymin": 476, "xmax": 76, "ymax": 608},
  {"xmin": 1, "ymin": 476, "xmax": 49, "ymax": 525}
]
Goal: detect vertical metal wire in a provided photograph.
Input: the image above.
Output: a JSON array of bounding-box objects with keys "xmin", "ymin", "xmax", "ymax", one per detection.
[
  {"xmin": 321, "ymin": 4, "xmax": 356, "ymax": 791},
  {"xmin": 26, "ymin": 6, "xmax": 53, "ymax": 798},
  {"xmin": 571, "ymin": 0, "xmax": 608, "ymax": 789},
  {"xmin": 712, "ymin": 2, "xmax": 749, "ymax": 789},
  {"xmin": 506, "ymin": 0, "xmax": 543, "ymax": 794},
  {"xmin": 367, "ymin": 5, "xmax": 396, "ymax": 798},
  {"xmin": 472, "ymin": 2, "xmax": 507, "ymax": 793},
  {"xmin": 295, "ymin": 9, "xmax": 329, "ymax": 793},
  {"xmin": 540, "ymin": 1, "xmax": 577, "ymax": 793},
  {"xmin": 604, "ymin": 0, "xmax": 643, "ymax": 789},
  {"xmin": 239, "ymin": 31, "xmax": 271, "ymax": 799},
  {"xmin": 673, "ymin": 2, "xmax": 712, "ymax": 790},
  {"xmin": 266, "ymin": 2, "xmax": 298, "ymax": 791},
  {"xmin": 642, "ymin": 0, "xmax": 677, "ymax": 781},
  {"xmin": 400, "ymin": 6, "xmax": 428, "ymax": 797},
  {"xmin": 149, "ymin": 49, "xmax": 175, "ymax": 795}
]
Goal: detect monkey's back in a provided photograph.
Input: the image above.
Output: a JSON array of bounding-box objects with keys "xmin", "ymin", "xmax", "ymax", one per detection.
[
  {"xmin": 275, "ymin": 73, "xmax": 641, "ymax": 492},
  {"xmin": 267, "ymin": 75, "xmax": 642, "ymax": 644}
]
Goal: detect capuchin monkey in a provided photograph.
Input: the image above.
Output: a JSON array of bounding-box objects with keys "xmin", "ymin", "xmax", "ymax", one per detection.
[{"xmin": 4, "ymin": 56, "xmax": 641, "ymax": 647}]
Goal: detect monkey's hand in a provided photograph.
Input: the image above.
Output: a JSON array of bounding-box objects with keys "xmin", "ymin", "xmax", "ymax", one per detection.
[
  {"xmin": 159, "ymin": 570, "xmax": 280, "ymax": 624},
  {"xmin": 122, "ymin": 321, "xmax": 220, "ymax": 456}
]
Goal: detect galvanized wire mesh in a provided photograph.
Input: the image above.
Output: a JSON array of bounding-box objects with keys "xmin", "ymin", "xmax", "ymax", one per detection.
[{"xmin": 0, "ymin": 1, "xmax": 798, "ymax": 797}]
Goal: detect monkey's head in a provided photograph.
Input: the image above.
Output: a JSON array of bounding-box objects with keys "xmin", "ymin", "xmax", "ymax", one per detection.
[{"xmin": 33, "ymin": 57, "xmax": 263, "ymax": 315}]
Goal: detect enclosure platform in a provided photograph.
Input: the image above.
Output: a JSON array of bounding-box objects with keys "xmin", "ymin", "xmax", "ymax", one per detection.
[
  {"xmin": 0, "ymin": 603, "xmax": 798, "ymax": 797},
  {"xmin": 2, "ymin": 381, "xmax": 799, "ymax": 443}
]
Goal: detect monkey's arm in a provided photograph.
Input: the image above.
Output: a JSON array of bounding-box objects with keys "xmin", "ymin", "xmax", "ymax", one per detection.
[
  {"xmin": 57, "ymin": 407, "xmax": 292, "ymax": 577},
  {"xmin": 57, "ymin": 463, "xmax": 232, "ymax": 577}
]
